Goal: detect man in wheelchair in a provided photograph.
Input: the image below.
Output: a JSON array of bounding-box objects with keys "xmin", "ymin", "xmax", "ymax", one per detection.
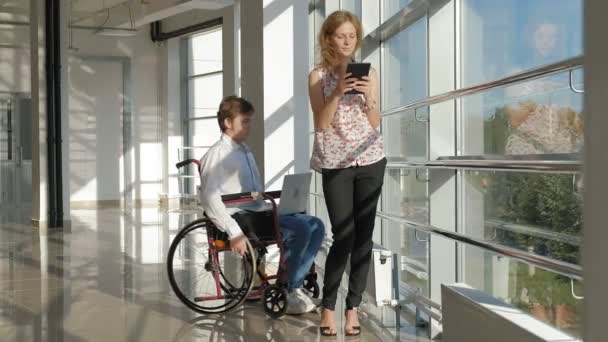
[{"xmin": 199, "ymin": 95, "xmax": 326, "ymax": 315}]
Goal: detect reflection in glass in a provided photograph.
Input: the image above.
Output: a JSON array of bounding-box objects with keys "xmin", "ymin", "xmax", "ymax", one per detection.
[
  {"xmin": 463, "ymin": 171, "xmax": 582, "ymax": 265},
  {"xmin": 461, "ymin": 71, "xmax": 584, "ymax": 156},
  {"xmin": 461, "ymin": 0, "xmax": 583, "ymax": 86},
  {"xmin": 461, "ymin": 248, "xmax": 583, "ymax": 338}
]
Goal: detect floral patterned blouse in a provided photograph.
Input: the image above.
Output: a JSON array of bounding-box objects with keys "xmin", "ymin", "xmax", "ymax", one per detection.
[
  {"xmin": 310, "ymin": 67, "xmax": 385, "ymax": 171},
  {"xmin": 505, "ymin": 104, "xmax": 583, "ymax": 155}
]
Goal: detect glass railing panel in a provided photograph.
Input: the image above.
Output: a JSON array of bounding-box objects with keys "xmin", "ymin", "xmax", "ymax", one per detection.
[{"xmin": 462, "ymin": 170, "xmax": 582, "ymax": 265}]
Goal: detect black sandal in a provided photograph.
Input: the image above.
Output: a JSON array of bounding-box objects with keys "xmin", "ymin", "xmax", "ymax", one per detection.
[
  {"xmin": 345, "ymin": 326, "xmax": 361, "ymax": 336},
  {"xmin": 344, "ymin": 308, "xmax": 361, "ymax": 336},
  {"xmin": 319, "ymin": 326, "xmax": 338, "ymax": 337}
]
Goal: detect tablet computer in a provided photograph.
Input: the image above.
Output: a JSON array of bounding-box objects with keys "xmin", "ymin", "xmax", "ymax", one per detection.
[{"xmin": 345, "ymin": 62, "xmax": 371, "ymax": 95}]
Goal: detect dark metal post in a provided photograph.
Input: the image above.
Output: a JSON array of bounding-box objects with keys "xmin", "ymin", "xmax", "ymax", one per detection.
[{"xmin": 45, "ymin": 0, "xmax": 63, "ymax": 227}]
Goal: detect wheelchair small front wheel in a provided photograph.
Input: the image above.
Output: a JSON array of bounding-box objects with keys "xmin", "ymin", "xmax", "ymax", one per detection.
[
  {"xmin": 262, "ymin": 284, "xmax": 287, "ymax": 318},
  {"xmin": 303, "ymin": 277, "xmax": 320, "ymax": 299}
]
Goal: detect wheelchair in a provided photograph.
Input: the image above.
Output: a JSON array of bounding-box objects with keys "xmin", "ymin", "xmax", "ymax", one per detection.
[{"xmin": 167, "ymin": 159, "xmax": 320, "ymax": 318}]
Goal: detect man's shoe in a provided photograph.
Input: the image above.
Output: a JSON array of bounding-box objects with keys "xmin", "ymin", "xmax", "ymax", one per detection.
[
  {"xmin": 286, "ymin": 290, "xmax": 316, "ymax": 314},
  {"xmin": 295, "ymin": 288, "xmax": 321, "ymax": 307}
]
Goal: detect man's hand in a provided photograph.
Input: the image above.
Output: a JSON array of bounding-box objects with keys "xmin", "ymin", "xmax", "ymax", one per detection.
[
  {"xmin": 230, "ymin": 234, "xmax": 249, "ymax": 256},
  {"xmin": 251, "ymin": 192, "xmax": 264, "ymax": 200}
]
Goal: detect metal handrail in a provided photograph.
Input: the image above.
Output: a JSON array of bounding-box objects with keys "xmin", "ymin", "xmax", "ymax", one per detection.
[
  {"xmin": 386, "ymin": 159, "xmax": 581, "ymax": 174},
  {"xmin": 569, "ymin": 69, "xmax": 585, "ymax": 94},
  {"xmin": 376, "ymin": 211, "xmax": 583, "ymax": 281},
  {"xmin": 381, "ymin": 56, "xmax": 583, "ymax": 118},
  {"xmin": 312, "ymin": 191, "xmax": 583, "ymax": 280},
  {"xmin": 486, "ymin": 219, "xmax": 582, "ymax": 247}
]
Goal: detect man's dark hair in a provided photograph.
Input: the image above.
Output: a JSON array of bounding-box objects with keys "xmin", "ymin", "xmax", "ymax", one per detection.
[{"xmin": 217, "ymin": 96, "xmax": 254, "ymax": 132}]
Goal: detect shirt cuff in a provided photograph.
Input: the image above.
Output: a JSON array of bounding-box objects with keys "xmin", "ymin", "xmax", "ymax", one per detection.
[{"xmin": 225, "ymin": 222, "xmax": 244, "ymax": 239}]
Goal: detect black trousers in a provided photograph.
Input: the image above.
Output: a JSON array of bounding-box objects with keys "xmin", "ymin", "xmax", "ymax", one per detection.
[{"xmin": 320, "ymin": 158, "xmax": 386, "ymax": 310}]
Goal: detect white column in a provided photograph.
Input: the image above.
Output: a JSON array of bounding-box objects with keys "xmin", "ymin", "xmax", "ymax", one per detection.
[
  {"xmin": 262, "ymin": 0, "xmax": 309, "ymax": 190},
  {"xmin": 30, "ymin": 0, "xmax": 48, "ymax": 229},
  {"xmin": 239, "ymin": 0, "xmax": 265, "ymax": 175},
  {"xmin": 583, "ymin": 0, "xmax": 608, "ymax": 341},
  {"xmin": 428, "ymin": 1, "xmax": 456, "ymax": 338},
  {"xmin": 232, "ymin": 1, "xmax": 241, "ymax": 96}
]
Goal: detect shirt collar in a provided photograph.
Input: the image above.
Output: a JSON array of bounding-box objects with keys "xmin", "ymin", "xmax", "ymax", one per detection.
[{"xmin": 221, "ymin": 133, "xmax": 248, "ymax": 151}]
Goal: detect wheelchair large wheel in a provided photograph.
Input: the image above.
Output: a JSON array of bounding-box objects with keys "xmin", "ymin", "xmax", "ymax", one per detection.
[{"xmin": 167, "ymin": 218, "xmax": 256, "ymax": 314}]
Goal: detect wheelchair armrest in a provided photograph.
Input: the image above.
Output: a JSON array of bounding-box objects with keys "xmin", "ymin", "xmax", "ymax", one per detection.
[
  {"xmin": 221, "ymin": 190, "xmax": 282, "ymax": 204},
  {"xmin": 221, "ymin": 192, "xmax": 257, "ymax": 204},
  {"xmin": 176, "ymin": 159, "xmax": 201, "ymax": 172}
]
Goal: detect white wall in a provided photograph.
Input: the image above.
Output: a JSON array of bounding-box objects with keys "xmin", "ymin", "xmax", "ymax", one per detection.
[
  {"xmin": 68, "ymin": 57, "xmax": 123, "ymax": 203},
  {"xmin": 66, "ymin": 27, "xmax": 161, "ymax": 205}
]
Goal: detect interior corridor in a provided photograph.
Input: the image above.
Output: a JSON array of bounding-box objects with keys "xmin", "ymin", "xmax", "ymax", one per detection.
[{"xmin": 0, "ymin": 208, "xmax": 430, "ymax": 342}]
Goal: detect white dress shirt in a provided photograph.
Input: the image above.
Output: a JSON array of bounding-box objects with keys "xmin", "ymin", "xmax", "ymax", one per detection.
[{"xmin": 199, "ymin": 134, "xmax": 264, "ymax": 239}]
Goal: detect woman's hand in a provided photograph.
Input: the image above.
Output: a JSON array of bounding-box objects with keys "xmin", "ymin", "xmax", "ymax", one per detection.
[
  {"xmin": 354, "ymin": 76, "xmax": 372, "ymax": 99},
  {"xmin": 355, "ymin": 76, "xmax": 378, "ymax": 112},
  {"xmin": 332, "ymin": 72, "xmax": 358, "ymax": 97}
]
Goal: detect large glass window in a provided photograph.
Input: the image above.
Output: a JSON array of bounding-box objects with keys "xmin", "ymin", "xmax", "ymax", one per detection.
[
  {"xmin": 186, "ymin": 28, "xmax": 223, "ymax": 148},
  {"xmin": 308, "ymin": 0, "xmax": 584, "ymax": 338},
  {"xmin": 461, "ymin": 0, "xmax": 583, "ymax": 86},
  {"xmin": 458, "ymin": 2, "xmax": 584, "ymax": 335},
  {"xmin": 460, "ymin": 71, "xmax": 584, "ymax": 156},
  {"xmin": 340, "ymin": 0, "xmax": 361, "ymax": 17},
  {"xmin": 382, "ymin": 16, "xmax": 427, "ymax": 110},
  {"xmin": 380, "ymin": 13, "xmax": 430, "ymax": 316},
  {"xmin": 383, "ymin": 0, "xmax": 414, "ymax": 21}
]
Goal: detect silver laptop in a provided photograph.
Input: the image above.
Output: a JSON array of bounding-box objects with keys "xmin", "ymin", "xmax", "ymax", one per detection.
[
  {"xmin": 278, "ymin": 173, "xmax": 312, "ymax": 215},
  {"xmin": 241, "ymin": 173, "xmax": 312, "ymax": 214}
]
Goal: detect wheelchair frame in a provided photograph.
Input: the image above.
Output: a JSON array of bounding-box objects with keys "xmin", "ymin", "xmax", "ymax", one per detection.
[{"xmin": 167, "ymin": 159, "xmax": 319, "ymax": 318}]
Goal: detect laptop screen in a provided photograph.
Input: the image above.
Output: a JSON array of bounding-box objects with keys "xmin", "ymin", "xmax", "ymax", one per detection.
[{"xmin": 279, "ymin": 173, "xmax": 312, "ymax": 215}]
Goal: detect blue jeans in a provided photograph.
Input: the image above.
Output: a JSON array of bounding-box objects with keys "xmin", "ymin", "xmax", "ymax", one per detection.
[{"xmin": 279, "ymin": 213, "xmax": 325, "ymax": 289}]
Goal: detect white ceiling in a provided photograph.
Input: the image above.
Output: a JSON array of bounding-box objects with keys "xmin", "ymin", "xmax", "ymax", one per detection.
[
  {"xmin": 0, "ymin": 0, "xmax": 233, "ymax": 28},
  {"xmin": 70, "ymin": 0, "xmax": 233, "ymax": 28}
]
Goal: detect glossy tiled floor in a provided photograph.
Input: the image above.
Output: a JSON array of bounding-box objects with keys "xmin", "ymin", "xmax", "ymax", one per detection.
[{"xmin": 0, "ymin": 207, "xmax": 431, "ymax": 342}]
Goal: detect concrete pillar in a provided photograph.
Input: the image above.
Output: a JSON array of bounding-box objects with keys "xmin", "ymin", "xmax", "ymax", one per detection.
[
  {"xmin": 30, "ymin": 0, "xmax": 48, "ymax": 229},
  {"xmin": 583, "ymin": 0, "xmax": 608, "ymax": 340}
]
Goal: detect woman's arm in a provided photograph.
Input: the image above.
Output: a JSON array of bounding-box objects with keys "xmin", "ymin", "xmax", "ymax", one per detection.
[{"xmin": 309, "ymin": 69, "xmax": 354, "ymax": 130}]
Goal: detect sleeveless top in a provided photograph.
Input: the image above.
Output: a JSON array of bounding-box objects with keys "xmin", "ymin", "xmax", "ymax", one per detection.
[
  {"xmin": 505, "ymin": 104, "xmax": 583, "ymax": 155},
  {"xmin": 310, "ymin": 67, "xmax": 385, "ymax": 171}
]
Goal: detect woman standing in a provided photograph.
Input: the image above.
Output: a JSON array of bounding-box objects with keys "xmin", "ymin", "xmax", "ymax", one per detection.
[{"xmin": 308, "ymin": 10, "xmax": 386, "ymax": 337}]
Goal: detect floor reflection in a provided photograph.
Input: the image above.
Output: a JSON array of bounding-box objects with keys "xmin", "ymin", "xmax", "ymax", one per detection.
[{"xmin": 0, "ymin": 208, "xmax": 430, "ymax": 342}]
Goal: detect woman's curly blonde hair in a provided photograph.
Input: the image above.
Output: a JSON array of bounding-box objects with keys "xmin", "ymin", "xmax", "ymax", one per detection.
[{"xmin": 317, "ymin": 10, "xmax": 363, "ymax": 69}]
